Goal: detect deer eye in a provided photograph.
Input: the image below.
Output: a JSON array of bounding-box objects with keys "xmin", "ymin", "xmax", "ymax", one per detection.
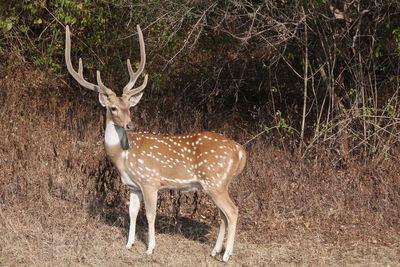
[{"xmin": 110, "ymin": 106, "xmax": 118, "ymax": 112}]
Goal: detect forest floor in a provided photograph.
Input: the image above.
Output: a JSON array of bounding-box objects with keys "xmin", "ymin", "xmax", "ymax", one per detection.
[{"xmin": 1, "ymin": 199, "xmax": 398, "ymax": 267}]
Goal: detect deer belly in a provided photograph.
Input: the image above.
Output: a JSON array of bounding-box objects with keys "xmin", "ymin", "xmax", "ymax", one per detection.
[
  {"xmin": 159, "ymin": 183, "xmax": 202, "ymax": 192},
  {"xmin": 121, "ymin": 171, "xmax": 140, "ymax": 190}
]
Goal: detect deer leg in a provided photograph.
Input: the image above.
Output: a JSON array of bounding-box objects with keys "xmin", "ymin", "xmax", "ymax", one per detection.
[
  {"xmin": 126, "ymin": 189, "xmax": 143, "ymax": 249},
  {"xmin": 211, "ymin": 209, "xmax": 227, "ymax": 256},
  {"xmin": 142, "ymin": 186, "xmax": 158, "ymax": 255},
  {"xmin": 209, "ymin": 189, "xmax": 238, "ymax": 262},
  {"xmin": 222, "ymin": 196, "xmax": 238, "ymax": 262}
]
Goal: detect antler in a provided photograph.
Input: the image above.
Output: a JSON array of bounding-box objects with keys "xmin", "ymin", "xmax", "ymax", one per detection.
[
  {"xmin": 123, "ymin": 25, "xmax": 148, "ymax": 96},
  {"xmin": 65, "ymin": 25, "xmax": 115, "ymax": 96}
]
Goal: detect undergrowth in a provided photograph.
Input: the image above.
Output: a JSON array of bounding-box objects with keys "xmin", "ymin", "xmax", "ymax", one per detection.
[{"xmin": 0, "ymin": 50, "xmax": 399, "ymax": 248}]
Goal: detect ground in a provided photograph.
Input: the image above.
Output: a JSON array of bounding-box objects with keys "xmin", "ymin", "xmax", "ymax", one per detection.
[{"xmin": 1, "ymin": 199, "xmax": 398, "ymax": 267}]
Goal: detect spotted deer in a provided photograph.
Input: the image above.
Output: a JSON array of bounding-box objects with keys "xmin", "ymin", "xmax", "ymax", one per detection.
[{"xmin": 65, "ymin": 25, "xmax": 246, "ymax": 262}]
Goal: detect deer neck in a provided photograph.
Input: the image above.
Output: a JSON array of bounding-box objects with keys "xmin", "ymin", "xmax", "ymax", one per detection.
[{"xmin": 104, "ymin": 119, "xmax": 130, "ymax": 165}]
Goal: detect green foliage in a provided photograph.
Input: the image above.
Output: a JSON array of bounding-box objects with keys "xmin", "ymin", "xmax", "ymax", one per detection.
[
  {"xmin": 393, "ymin": 26, "xmax": 400, "ymax": 54},
  {"xmin": 348, "ymin": 88, "xmax": 357, "ymax": 95},
  {"xmin": 0, "ymin": 15, "xmax": 18, "ymax": 35},
  {"xmin": 0, "ymin": 0, "xmax": 111, "ymax": 70},
  {"xmin": 374, "ymin": 42, "xmax": 382, "ymax": 58},
  {"xmin": 263, "ymin": 110, "xmax": 293, "ymax": 135}
]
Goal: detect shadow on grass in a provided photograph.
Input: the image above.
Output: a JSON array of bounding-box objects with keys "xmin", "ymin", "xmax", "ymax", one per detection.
[
  {"xmin": 85, "ymin": 160, "xmax": 212, "ymax": 245},
  {"xmin": 87, "ymin": 198, "xmax": 212, "ymax": 245}
]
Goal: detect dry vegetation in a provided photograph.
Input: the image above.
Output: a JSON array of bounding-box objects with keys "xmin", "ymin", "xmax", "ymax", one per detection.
[
  {"xmin": 1, "ymin": 201, "xmax": 398, "ymax": 266},
  {"xmin": 1, "ymin": 43, "xmax": 399, "ymax": 265},
  {"xmin": 1, "ymin": 1, "xmax": 400, "ymax": 265}
]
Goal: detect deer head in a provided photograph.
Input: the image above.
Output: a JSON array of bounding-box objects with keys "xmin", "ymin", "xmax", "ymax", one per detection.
[{"xmin": 65, "ymin": 25, "xmax": 148, "ymax": 131}]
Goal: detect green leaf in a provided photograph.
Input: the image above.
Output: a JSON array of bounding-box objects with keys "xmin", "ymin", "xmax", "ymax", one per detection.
[{"xmin": 6, "ymin": 22, "xmax": 13, "ymax": 31}]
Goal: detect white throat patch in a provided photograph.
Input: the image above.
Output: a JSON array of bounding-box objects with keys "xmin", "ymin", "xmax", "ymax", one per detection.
[{"xmin": 105, "ymin": 121, "xmax": 124, "ymax": 146}]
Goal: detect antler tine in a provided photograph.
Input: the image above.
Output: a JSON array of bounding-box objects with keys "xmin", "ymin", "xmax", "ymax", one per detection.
[
  {"xmin": 123, "ymin": 25, "xmax": 146, "ymax": 94},
  {"xmin": 125, "ymin": 74, "xmax": 148, "ymax": 96},
  {"xmin": 96, "ymin": 71, "xmax": 116, "ymax": 96},
  {"xmin": 65, "ymin": 25, "xmax": 115, "ymax": 96},
  {"xmin": 65, "ymin": 26, "xmax": 99, "ymax": 92}
]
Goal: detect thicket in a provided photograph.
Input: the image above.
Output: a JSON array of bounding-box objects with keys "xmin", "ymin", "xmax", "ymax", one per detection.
[
  {"xmin": 2, "ymin": 0, "xmax": 400, "ymax": 159},
  {"xmin": 1, "ymin": 0, "xmax": 400, "ymax": 240}
]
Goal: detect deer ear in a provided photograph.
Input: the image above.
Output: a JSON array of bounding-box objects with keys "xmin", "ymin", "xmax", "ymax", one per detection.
[
  {"xmin": 98, "ymin": 93, "xmax": 109, "ymax": 107},
  {"xmin": 128, "ymin": 93, "xmax": 143, "ymax": 107}
]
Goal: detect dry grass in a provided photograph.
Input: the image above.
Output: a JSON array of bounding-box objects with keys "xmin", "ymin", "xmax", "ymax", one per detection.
[
  {"xmin": 1, "ymin": 201, "xmax": 398, "ymax": 266},
  {"xmin": 0, "ymin": 50, "xmax": 399, "ymax": 266}
]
